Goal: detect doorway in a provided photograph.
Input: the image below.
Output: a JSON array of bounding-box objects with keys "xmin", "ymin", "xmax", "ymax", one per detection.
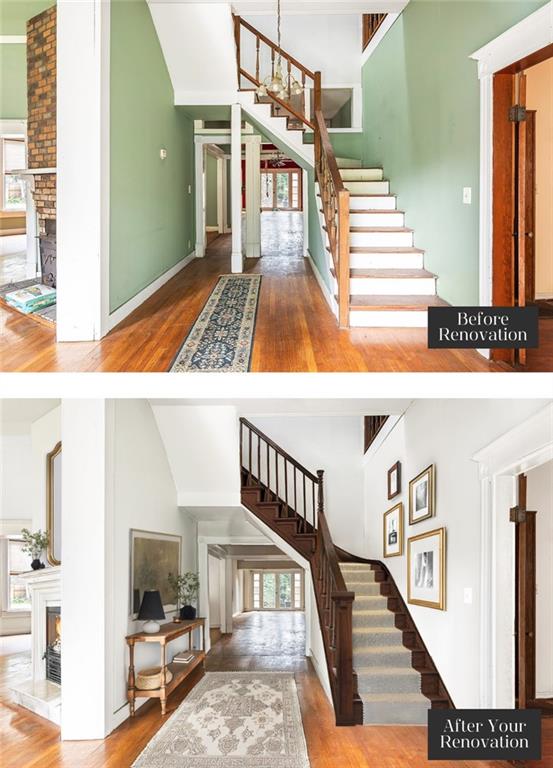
[
  {"xmin": 260, "ymin": 169, "xmax": 303, "ymax": 212},
  {"xmin": 513, "ymin": 464, "xmax": 553, "ymax": 715},
  {"xmin": 491, "ymin": 45, "xmax": 553, "ymax": 366}
]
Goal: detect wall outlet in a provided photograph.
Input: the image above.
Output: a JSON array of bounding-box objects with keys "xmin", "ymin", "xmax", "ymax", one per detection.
[
  {"xmin": 160, "ymin": 148, "xmax": 167, "ymax": 160},
  {"xmin": 464, "ymin": 587, "xmax": 473, "ymax": 604},
  {"xmin": 463, "ymin": 187, "xmax": 472, "ymax": 205}
]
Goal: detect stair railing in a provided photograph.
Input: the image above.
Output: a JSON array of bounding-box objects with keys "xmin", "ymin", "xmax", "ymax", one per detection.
[
  {"xmin": 233, "ymin": 16, "xmax": 351, "ymax": 329},
  {"xmin": 313, "ymin": 480, "xmax": 356, "ymax": 724},
  {"xmin": 314, "ymin": 112, "xmax": 350, "ymax": 328},
  {"xmin": 240, "ymin": 417, "xmax": 319, "ymax": 531},
  {"xmin": 362, "ymin": 13, "xmax": 387, "ymax": 50},
  {"xmin": 239, "ymin": 417, "xmax": 357, "ymax": 724}
]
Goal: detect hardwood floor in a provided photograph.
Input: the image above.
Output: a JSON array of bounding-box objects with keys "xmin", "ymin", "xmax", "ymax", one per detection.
[
  {"xmin": 1, "ymin": 616, "xmax": 552, "ymax": 768},
  {"xmin": 0, "ymin": 218, "xmax": 520, "ymax": 371}
]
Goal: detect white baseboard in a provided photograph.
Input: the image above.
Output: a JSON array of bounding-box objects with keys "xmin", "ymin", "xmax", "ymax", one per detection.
[
  {"xmin": 306, "ymin": 250, "xmax": 338, "ymax": 319},
  {"xmin": 206, "ymin": 226, "xmax": 219, "ymax": 232},
  {"xmin": 107, "ymin": 250, "xmax": 196, "ymax": 333},
  {"xmin": 535, "ymin": 292, "xmax": 553, "ymax": 300}
]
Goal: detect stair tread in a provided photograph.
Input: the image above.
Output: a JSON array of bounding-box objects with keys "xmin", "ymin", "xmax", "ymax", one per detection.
[
  {"xmin": 350, "ymin": 209, "xmax": 406, "ymax": 214},
  {"xmin": 349, "ymin": 295, "xmax": 449, "ymax": 310},
  {"xmin": 359, "ymin": 692, "xmax": 429, "ymax": 702},
  {"xmin": 349, "ymin": 268, "xmax": 437, "ymax": 279},
  {"xmin": 349, "ymin": 193, "xmax": 396, "ymax": 198},
  {"xmin": 349, "ymin": 246, "xmax": 424, "ymax": 254},
  {"xmin": 352, "ymin": 626, "xmax": 400, "ymax": 634},
  {"xmin": 355, "ymin": 666, "xmax": 421, "ymax": 675},
  {"xmin": 350, "ymin": 226, "xmax": 413, "ymax": 233}
]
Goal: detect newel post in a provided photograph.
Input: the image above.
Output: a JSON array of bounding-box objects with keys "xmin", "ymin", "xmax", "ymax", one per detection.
[
  {"xmin": 316, "ymin": 469, "xmax": 324, "ymax": 523},
  {"xmin": 333, "ymin": 592, "xmax": 355, "ymax": 725}
]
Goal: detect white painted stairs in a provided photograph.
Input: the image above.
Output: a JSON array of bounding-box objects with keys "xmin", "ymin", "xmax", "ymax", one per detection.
[
  {"xmin": 320, "ymin": 160, "xmax": 448, "ymax": 328},
  {"xmin": 340, "ymin": 562, "xmax": 431, "ymax": 725}
]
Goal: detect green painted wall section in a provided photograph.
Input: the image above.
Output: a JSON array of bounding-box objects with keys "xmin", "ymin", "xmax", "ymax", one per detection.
[
  {"xmin": 110, "ymin": 0, "xmax": 195, "ymax": 313},
  {"xmin": 0, "ymin": 0, "xmax": 54, "ymax": 118},
  {"xmin": 361, "ymin": 0, "xmax": 546, "ymax": 306},
  {"xmin": 205, "ymin": 153, "xmax": 218, "ymax": 228}
]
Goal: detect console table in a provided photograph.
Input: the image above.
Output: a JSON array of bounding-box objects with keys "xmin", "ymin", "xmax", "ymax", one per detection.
[{"xmin": 126, "ymin": 618, "xmax": 205, "ymax": 716}]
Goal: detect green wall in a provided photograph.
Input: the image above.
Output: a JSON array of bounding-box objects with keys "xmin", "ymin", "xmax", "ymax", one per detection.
[
  {"xmin": 110, "ymin": 0, "xmax": 195, "ymax": 313},
  {"xmin": 205, "ymin": 153, "xmax": 218, "ymax": 228},
  {"xmin": 0, "ymin": 0, "xmax": 54, "ymax": 118},
  {"xmin": 361, "ymin": 0, "xmax": 545, "ymax": 306}
]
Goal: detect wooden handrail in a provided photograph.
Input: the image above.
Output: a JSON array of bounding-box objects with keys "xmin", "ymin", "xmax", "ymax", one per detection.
[
  {"xmin": 314, "ymin": 111, "xmax": 350, "ymax": 328},
  {"xmin": 233, "ymin": 15, "xmax": 351, "ymax": 329},
  {"xmin": 236, "ymin": 15, "xmax": 316, "ymax": 80}
]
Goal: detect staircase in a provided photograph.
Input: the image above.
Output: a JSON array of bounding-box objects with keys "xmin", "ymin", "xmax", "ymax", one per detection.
[
  {"xmin": 233, "ymin": 15, "xmax": 448, "ymax": 329},
  {"xmin": 239, "ymin": 418, "xmax": 453, "ymax": 726}
]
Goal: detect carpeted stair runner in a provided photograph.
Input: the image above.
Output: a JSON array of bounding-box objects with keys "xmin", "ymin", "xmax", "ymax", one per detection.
[{"xmin": 340, "ymin": 562, "xmax": 431, "ymax": 725}]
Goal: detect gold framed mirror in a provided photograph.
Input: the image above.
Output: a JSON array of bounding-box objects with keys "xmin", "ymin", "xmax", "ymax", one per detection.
[{"xmin": 46, "ymin": 441, "xmax": 62, "ymax": 566}]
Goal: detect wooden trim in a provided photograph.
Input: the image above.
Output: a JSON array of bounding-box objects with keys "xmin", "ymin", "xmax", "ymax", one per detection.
[{"xmin": 497, "ymin": 43, "xmax": 553, "ymax": 75}]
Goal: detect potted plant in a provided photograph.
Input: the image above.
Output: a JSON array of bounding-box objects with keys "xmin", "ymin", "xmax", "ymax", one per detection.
[
  {"xmin": 21, "ymin": 528, "xmax": 49, "ymax": 570},
  {"xmin": 169, "ymin": 572, "xmax": 200, "ymax": 620}
]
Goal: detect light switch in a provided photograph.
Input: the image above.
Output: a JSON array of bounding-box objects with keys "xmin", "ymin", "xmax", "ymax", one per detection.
[
  {"xmin": 463, "ymin": 187, "xmax": 472, "ymax": 205},
  {"xmin": 188, "ymin": 185, "xmax": 192, "ymax": 194},
  {"xmin": 160, "ymin": 148, "xmax": 167, "ymax": 160},
  {"xmin": 464, "ymin": 588, "xmax": 473, "ymax": 604}
]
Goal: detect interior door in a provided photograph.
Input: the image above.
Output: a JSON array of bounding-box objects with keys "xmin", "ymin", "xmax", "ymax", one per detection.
[{"xmin": 512, "ymin": 473, "xmax": 537, "ymax": 708}]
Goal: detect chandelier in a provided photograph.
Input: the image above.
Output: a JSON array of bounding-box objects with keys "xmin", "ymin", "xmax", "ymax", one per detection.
[{"xmin": 256, "ymin": 0, "xmax": 304, "ymax": 101}]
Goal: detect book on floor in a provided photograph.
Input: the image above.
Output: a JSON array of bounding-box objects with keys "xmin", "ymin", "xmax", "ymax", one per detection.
[{"xmin": 5, "ymin": 284, "xmax": 56, "ymax": 314}]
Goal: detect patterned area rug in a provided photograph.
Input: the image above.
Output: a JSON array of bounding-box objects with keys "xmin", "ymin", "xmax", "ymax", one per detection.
[
  {"xmin": 132, "ymin": 672, "xmax": 310, "ymax": 768},
  {"xmin": 170, "ymin": 275, "xmax": 261, "ymax": 372}
]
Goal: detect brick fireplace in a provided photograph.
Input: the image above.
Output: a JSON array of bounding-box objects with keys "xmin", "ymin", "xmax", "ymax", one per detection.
[{"xmin": 27, "ymin": 5, "xmax": 57, "ymax": 285}]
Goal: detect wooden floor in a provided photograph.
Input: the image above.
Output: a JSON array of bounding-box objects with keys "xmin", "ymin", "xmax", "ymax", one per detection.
[
  {"xmin": 1, "ymin": 615, "xmax": 552, "ymax": 768},
  {"xmin": 0, "ymin": 226, "xmax": 528, "ymax": 372}
]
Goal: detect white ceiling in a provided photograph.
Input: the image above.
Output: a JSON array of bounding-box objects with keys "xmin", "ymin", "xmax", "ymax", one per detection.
[
  {"xmin": 0, "ymin": 399, "xmax": 60, "ymax": 426},
  {"xmin": 149, "ymin": 399, "xmax": 412, "ymax": 416},
  {"xmin": 149, "ymin": 1, "xmax": 408, "ymax": 15}
]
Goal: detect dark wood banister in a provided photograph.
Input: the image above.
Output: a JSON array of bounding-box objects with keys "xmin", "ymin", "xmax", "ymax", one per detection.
[
  {"xmin": 233, "ymin": 16, "xmax": 351, "ymax": 328},
  {"xmin": 239, "ymin": 417, "xmax": 357, "ymax": 725}
]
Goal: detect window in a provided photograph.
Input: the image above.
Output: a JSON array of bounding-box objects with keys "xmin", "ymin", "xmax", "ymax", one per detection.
[
  {"xmin": 260, "ymin": 169, "xmax": 302, "ymax": 211},
  {"xmin": 251, "ymin": 571, "xmax": 303, "ymax": 610},
  {"xmin": 2, "ymin": 138, "xmax": 26, "ymax": 212},
  {"xmin": 7, "ymin": 538, "xmax": 31, "ymax": 611}
]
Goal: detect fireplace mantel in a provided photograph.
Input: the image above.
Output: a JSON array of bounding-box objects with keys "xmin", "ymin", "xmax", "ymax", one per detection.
[{"xmin": 11, "ymin": 565, "xmax": 61, "ymax": 724}]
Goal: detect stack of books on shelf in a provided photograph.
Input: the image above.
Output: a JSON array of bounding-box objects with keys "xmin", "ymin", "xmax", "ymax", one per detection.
[{"xmin": 173, "ymin": 652, "xmax": 195, "ymax": 665}]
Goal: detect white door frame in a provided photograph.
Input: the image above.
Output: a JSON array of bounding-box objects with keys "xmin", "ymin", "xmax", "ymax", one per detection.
[
  {"xmin": 472, "ymin": 402, "xmax": 553, "ymax": 708},
  {"xmin": 470, "ymin": 3, "xmax": 553, "ymax": 313}
]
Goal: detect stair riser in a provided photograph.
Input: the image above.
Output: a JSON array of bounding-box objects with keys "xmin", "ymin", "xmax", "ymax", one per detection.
[
  {"xmin": 350, "ymin": 310, "xmax": 428, "ymax": 328},
  {"xmin": 340, "ymin": 169, "xmax": 384, "ymax": 181},
  {"xmin": 336, "ymin": 158, "xmax": 362, "ymax": 169},
  {"xmin": 341, "ymin": 570, "xmax": 376, "ymax": 583},
  {"xmin": 350, "ymin": 252, "xmax": 424, "ymax": 270},
  {"xmin": 353, "ymin": 631, "xmax": 404, "ymax": 648},
  {"xmin": 347, "ymin": 584, "xmax": 382, "ymax": 596},
  {"xmin": 361, "ymin": 701, "xmax": 429, "ymax": 725},
  {"xmin": 353, "ymin": 650, "xmax": 412, "ymax": 667},
  {"xmin": 349, "ymin": 231, "xmax": 414, "ymax": 248},
  {"xmin": 346, "ymin": 277, "xmax": 437, "ymax": 296},
  {"xmin": 357, "ymin": 674, "xmax": 422, "ymax": 695},
  {"xmin": 344, "ymin": 181, "xmax": 390, "ymax": 194},
  {"xmin": 352, "ymin": 596, "xmax": 387, "ymax": 608},
  {"xmin": 349, "ymin": 212, "xmax": 404, "ymax": 227},
  {"xmin": 350, "ymin": 196, "xmax": 396, "ymax": 211},
  {"xmin": 353, "ymin": 613, "xmax": 396, "ymax": 628}
]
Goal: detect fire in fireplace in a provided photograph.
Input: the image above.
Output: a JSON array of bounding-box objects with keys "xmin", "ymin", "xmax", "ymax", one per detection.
[{"xmin": 44, "ymin": 606, "xmax": 61, "ymax": 685}]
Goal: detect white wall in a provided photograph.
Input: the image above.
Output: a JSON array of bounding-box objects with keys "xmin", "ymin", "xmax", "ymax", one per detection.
[
  {"xmin": 0, "ymin": 432, "xmax": 33, "ymax": 524},
  {"xmin": 250, "ymin": 415, "xmax": 364, "ymax": 552},
  {"xmin": 526, "ymin": 459, "xmax": 553, "ymax": 699},
  {"xmin": 242, "ymin": 13, "xmax": 362, "ymax": 85},
  {"xmin": 363, "ymin": 399, "xmax": 550, "ymax": 709},
  {"xmin": 30, "ymin": 406, "xmax": 61, "ymax": 532},
  {"xmin": 152, "ymin": 405, "xmax": 241, "ymax": 506},
  {"xmin": 108, "ymin": 400, "xmax": 197, "ymax": 731}
]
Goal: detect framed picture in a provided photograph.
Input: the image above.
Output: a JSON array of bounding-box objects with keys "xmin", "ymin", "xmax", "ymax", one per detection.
[
  {"xmin": 383, "ymin": 502, "xmax": 403, "ymax": 558},
  {"xmin": 407, "ymin": 527, "xmax": 446, "ymax": 610},
  {"xmin": 409, "ymin": 464, "xmax": 435, "ymax": 524},
  {"xmin": 129, "ymin": 529, "xmax": 181, "ymax": 617},
  {"xmin": 387, "ymin": 460, "xmax": 401, "ymax": 500}
]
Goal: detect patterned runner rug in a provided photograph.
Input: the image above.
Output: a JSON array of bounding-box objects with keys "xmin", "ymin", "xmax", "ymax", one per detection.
[
  {"xmin": 132, "ymin": 672, "xmax": 310, "ymax": 768},
  {"xmin": 170, "ymin": 275, "xmax": 261, "ymax": 372}
]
